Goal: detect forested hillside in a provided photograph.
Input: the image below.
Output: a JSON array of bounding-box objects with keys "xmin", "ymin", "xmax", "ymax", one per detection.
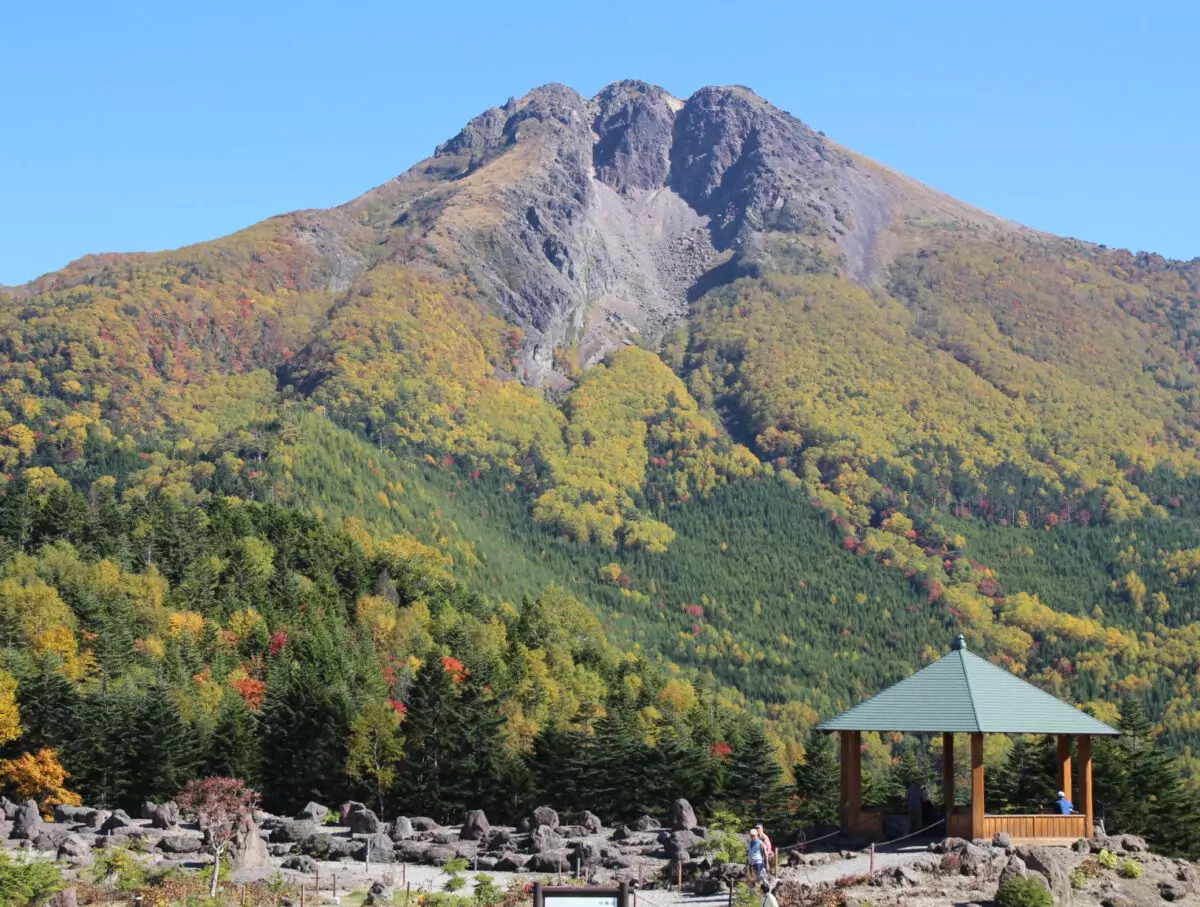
[{"xmin": 3, "ymin": 79, "xmax": 1200, "ymax": 850}]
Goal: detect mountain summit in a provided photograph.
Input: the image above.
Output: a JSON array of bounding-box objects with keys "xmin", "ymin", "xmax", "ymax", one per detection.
[{"xmin": 333, "ymin": 80, "xmax": 1007, "ymax": 384}]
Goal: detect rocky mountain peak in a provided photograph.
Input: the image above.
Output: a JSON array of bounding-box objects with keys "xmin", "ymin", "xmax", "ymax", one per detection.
[{"xmin": 358, "ymin": 80, "xmax": 912, "ymax": 384}]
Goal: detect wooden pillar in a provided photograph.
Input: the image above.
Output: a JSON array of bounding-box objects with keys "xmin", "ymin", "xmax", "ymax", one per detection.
[
  {"xmin": 1057, "ymin": 735, "xmax": 1073, "ymax": 802},
  {"xmin": 839, "ymin": 731, "xmax": 851, "ymax": 832},
  {"xmin": 942, "ymin": 732, "xmax": 956, "ymax": 816},
  {"xmin": 838, "ymin": 731, "xmax": 863, "ymax": 833},
  {"xmin": 970, "ymin": 732, "xmax": 985, "ymax": 839},
  {"xmin": 1077, "ymin": 734, "xmax": 1093, "ymax": 835}
]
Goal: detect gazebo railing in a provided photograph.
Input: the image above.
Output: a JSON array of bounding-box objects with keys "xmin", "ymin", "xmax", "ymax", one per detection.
[{"xmin": 948, "ymin": 808, "xmax": 1086, "ymax": 842}]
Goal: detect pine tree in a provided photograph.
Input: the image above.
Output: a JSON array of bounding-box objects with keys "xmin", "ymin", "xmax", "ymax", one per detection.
[
  {"xmin": 794, "ymin": 728, "xmax": 839, "ymax": 827},
  {"xmin": 394, "ymin": 654, "xmax": 466, "ymax": 822},
  {"xmin": 205, "ymin": 696, "xmax": 263, "ymax": 787},
  {"xmin": 723, "ymin": 722, "xmax": 789, "ymax": 828}
]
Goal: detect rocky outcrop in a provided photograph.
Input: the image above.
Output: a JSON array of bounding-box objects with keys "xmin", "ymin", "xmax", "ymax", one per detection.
[
  {"xmin": 531, "ymin": 806, "xmax": 559, "ymax": 830},
  {"xmin": 11, "ymin": 800, "xmax": 42, "ymax": 839},
  {"xmin": 295, "ymin": 802, "xmax": 328, "ymax": 823},
  {"xmin": 461, "ymin": 809, "xmax": 491, "ymax": 841},
  {"xmin": 229, "ymin": 815, "xmax": 269, "ymax": 871}
]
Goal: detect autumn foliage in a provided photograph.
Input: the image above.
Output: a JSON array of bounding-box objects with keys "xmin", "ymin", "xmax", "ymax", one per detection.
[{"xmin": 0, "ymin": 749, "xmax": 81, "ymax": 817}]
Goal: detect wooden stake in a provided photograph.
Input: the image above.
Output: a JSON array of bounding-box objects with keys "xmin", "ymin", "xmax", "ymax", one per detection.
[
  {"xmin": 405, "ymin": 882, "xmax": 412, "ymax": 907},
  {"xmin": 316, "ymin": 870, "xmax": 320, "ymax": 898},
  {"xmin": 402, "ymin": 863, "xmax": 407, "ymax": 886},
  {"xmin": 677, "ymin": 860, "xmax": 683, "ymax": 891},
  {"xmin": 241, "ymin": 884, "xmax": 247, "ymax": 906},
  {"xmin": 332, "ymin": 874, "xmax": 337, "ymax": 900},
  {"xmin": 869, "ymin": 843, "xmax": 875, "ymax": 876},
  {"xmin": 300, "ymin": 884, "xmax": 306, "ymax": 907}
]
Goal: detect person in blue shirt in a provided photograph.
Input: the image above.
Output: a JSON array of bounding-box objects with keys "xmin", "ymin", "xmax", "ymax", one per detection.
[
  {"xmin": 747, "ymin": 828, "xmax": 768, "ymax": 883},
  {"xmin": 1056, "ymin": 790, "xmax": 1076, "ymax": 815}
]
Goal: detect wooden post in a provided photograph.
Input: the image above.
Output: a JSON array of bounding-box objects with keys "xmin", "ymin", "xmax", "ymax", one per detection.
[
  {"xmin": 1057, "ymin": 735, "xmax": 1073, "ymax": 803},
  {"xmin": 300, "ymin": 884, "xmax": 306, "ymax": 907},
  {"xmin": 839, "ymin": 731, "xmax": 852, "ymax": 832},
  {"xmin": 845, "ymin": 730, "xmax": 862, "ymax": 834},
  {"xmin": 404, "ymin": 883, "xmax": 411, "ymax": 907},
  {"xmin": 970, "ymin": 732, "xmax": 985, "ymax": 840},
  {"xmin": 869, "ymin": 842, "xmax": 875, "ymax": 876},
  {"xmin": 402, "ymin": 863, "xmax": 407, "ymax": 886},
  {"xmin": 677, "ymin": 860, "xmax": 683, "ymax": 891},
  {"xmin": 1078, "ymin": 734, "xmax": 1094, "ymax": 835},
  {"xmin": 333, "ymin": 874, "xmax": 337, "ymax": 900},
  {"xmin": 942, "ymin": 732, "xmax": 956, "ymax": 818},
  {"xmin": 315, "ymin": 870, "xmax": 320, "ymax": 899}
]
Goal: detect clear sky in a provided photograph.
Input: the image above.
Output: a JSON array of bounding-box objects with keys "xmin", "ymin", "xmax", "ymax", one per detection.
[{"xmin": 2, "ymin": 0, "xmax": 1197, "ymax": 285}]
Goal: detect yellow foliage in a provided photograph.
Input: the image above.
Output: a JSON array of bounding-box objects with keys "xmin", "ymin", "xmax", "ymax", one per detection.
[
  {"xmin": 0, "ymin": 749, "xmax": 81, "ymax": 817},
  {"xmin": 0, "ymin": 670, "xmax": 20, "ymax": 745},
  {"xmin": 168, "ymin": 611, "xmax": 205, "ymax": 639}
]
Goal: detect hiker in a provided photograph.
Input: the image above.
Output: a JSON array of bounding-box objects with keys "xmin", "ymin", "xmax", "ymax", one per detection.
[
  {"xmin": 760, "ymin": 882, "xmax": 779, "ymax": 907},
  {"xmin": 1055, "ymin": 790, "xmax": 1076, "ymax": 815},
  {"xmin": 748, "ymin": 828, "xmax": 768, "ymax": 883},
  {"xmin": 756, "ymin": 823, "xmax": 775, "ymax": 864}
]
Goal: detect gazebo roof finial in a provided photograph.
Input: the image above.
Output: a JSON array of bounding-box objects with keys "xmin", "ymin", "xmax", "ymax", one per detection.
[{"xmin": 952, "ymin": 633, "xmax": 967, "ymax": 651}]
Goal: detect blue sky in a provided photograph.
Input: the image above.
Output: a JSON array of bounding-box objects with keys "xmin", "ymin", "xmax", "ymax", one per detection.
[{"xmin": 2, "ymin": 0, "xmax": 1197, "ymax": 285}]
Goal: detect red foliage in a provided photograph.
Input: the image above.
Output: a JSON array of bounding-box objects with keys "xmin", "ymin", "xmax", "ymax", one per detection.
[
  {"xmin": 442, "ymin": 656, "xmax": 470, "ymax": 685},
  {"xmin": 232, "ymin": 676, "xmax": 267, "ymax": 712},
  {"xmin": 268, "ymin": 630, "xmax": 288, "ymax": 656},
  {"xmin": 1046, "ymin": 512, "xmax": 1060, "ymax": 528},
  {"xmin": 843, "ymin": 536, "xmax": 858, "ymax": 551},
  {"xmin": 684, "ymin": 604, "xmax": 704, "ymax": 618},
  {"xmin": 710, "ymin": 741, "xmax": 733, "ymax": 761},
  {"xmin": 977, "ymin": 577, "xmax": 1000, "ymax": 597},
  {"xmin": 175, "ymin": 777, "xmax": 259, "ymax": 854},
  {"xmin": 388, "ymin": 699, "xmax": 407, "ymax": 716}
]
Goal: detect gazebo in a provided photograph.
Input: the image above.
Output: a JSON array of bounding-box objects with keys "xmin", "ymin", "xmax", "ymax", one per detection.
[{"xmin": 817, "ymin": 634, "xmax": 1120, "ymax": 844}]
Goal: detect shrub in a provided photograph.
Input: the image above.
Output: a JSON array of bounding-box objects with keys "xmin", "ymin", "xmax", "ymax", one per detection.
[
  {"xmin": 322, "ymin": 809, "xmax": 340, "ymax": 825},
  {"xmin": 92, "ymin": 844, "xmax": 146, "ymax": 892},
  {"xmin": 1069, "ymin": 869, "xmax": 1086, "ymax": 890},
  {"xmin": 1097, "ymin": 849, "xmax": 1118, "ymax": 870},
  {"xmin": 0, "ymin": 852, "xmax": 65, "ymax": 907},
  {"xmin": 1118, "ymin": 859, "xmax": 1143, "ymax": 879},
  {"xmin": 442, "ymin": 857, "xmax": 470, "ymax": 874},
  {"xmin": 995, "ymin": 875, "xmax": 1053, "ymax": 907},
  {"xmin": 474, "ymin": 874, "xmax": 504, "ymax": 907},
  {"xmin": 445, "ymin": 876, "xmax": 467, "ymax": 892}
]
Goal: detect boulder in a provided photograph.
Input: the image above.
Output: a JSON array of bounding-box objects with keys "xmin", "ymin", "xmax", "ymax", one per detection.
[
  {"xmin": 1017, "ymin": 846, "xmax": 1074, "ymax": 906},
  {"xmin": 389, "ymin": 817, "xmax": 415, "ymax": 841},
  {"xmin": 433, "ymin": 830, "xmax": 458, "ymax": 845},
  {"xmin": 140, "ymin": 801, "xmax": 159, "ymax": 820},
  {"xmin": 152, "ymin": 801, "xmax": 181, "ymax": 830},
  {"xmin": 365, "ymin": 880, "xmax": 395, "ymax": 907},
  {"xmin": 672, "ymin": 799, "xmax": 698, "ymax": 831},
  {"xmin": 340, "ymin": 801, "xmax": 367, "ymax": 824},
  {"xmin": 54, "ymin": 805, "xmax": 94, "ymax": 825},
  {"xmin": 295, "ymin": 802, "xmax": 329, "ymax": 823},
  {"xmin": 997, "ymin": 856, "xmax": 1028, "ymax": 889},
  {"xmin": 0, "ymin": 797, "xmax": 17, "ymax": 820},
  {"xmin": 612, "ymin": 825, "xmax": 634, "ymax": 842},
  {"xmin": 1073, "ymin": 838, "xmax": 1091, "ymax": 854},
  {"xmin": 461, "ymin": 809, "xmax": 491, "ymax": 841},
  {"xmin": 11, "ymin": 800, "xmax": 42, "ymax": 839},
  {"xmin": 666, "ymin": 830, "xmax": 701, "ymax": 859},
  {"xmin": 529, "ymin": 850, "xmax": 570, "ymax": 873},
  {"xmin": 84, "ymin": 810, "xmax": 109, "ymax": 831},
  {"xmin": 229, "ymin": 814, "xmax": 270, "ymax": 871},
  {"xmin": 31, "ymin": 827, "xmax": 71, "ymax": 852},
  {"xmin": 935, "ymin": 837, "xmax": 968, "ymax": 854},
  {"xmin": 1160, "ymin": 882, "xmax": 1189, "ymax": 902},
  {"xmin": 282, "ymin": 854, "xmax": 319, "ymax": 873},
  {"xmin": 422, "ymin": 845, "xmax": 456, "ymax": 866},
  {"xmin": 992, "ymin": 831, "xmax": 1012, "ymax": 848},
  {"xmin": 487, "ymin": 827, "xmax": 514, "ymax": 849},
  {"xmin": 496, "ymin": 852, "xmax": 530, "ymax": 872},
  {"xmin": 581, "ymin": 811, "xmax": 603, "ymax": 834},
  {"xmin": 631, "ymin": 815, "xmax": 661, "ymax": 832},
  {"xmin": 159, "ymin": 835, "xmax": 203, "ymax": 854},
  {"xmin": 254, "ymin": 810, "xmax": 285, "ymax": 830},
  {"xmin": 395, "ymin": 841, "xmax": 430, "ymax": 863},
  {"xmin": 346, "ymin": 806, "xmax": 382, "ymax": 835},
  {"xmin": 271, "ymin": 820, "xmax": 318, "ymax": 844},
  {"xmin": 99, "ymin": 810, "xmax": 134, "ymax": 835},
  {"xmin": 1115, "ymin": 835, "xmax": 1150, "ymax": 854},
  {"xmin": 1177, "ymin": 863, "xmax": 1200, "ymax": 890},
  {"xmin": 48, "ymin": 889, "xmax": 78, "ymax": 907},
  {"xmin": 570, "ymin": 841, "xmax": 603, "ymax": 867},
  {"xmin": 888, "ymin": 865, "xmax": 922, "ymax": 887},
  {"xmin": 56, "ymin": 833, "xmax": 91, "ymax": 862},
  {"xmin": 476, "ymin": 855, "xmax": 499, "ymax": 871},
  {"xmin": 268, "ymin": 844, "xmax": 294, "ymax": 857},
  {"xmin": 559, "ymin": 825, "xmax": 588, "ymax": 839},
  {"xmin": 531, "ymin": 806, "xmax": 559, "ymax": 830},
  {"xmin": 530, "ymin": 825, "xmax": 565, "ymax": 854},
  {"xmin": 297, "ymin": 832, "xmax": 337, "ymax": 859},
  {"xmin": 359, "ymin": 833, "xmax": 395, "ymax": 863},
  {"xmin": 410, "ymin": 816, "xmax": 440, "ymax": 831},
  {"xmin": 693, "ymin": 877, "xmax": 724, "ymax": 896}
]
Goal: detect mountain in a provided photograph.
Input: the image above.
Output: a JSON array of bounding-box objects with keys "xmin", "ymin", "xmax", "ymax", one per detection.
[{"xmin": 4, "ymin": 81, "xmax": 1200, "ymax": 823}]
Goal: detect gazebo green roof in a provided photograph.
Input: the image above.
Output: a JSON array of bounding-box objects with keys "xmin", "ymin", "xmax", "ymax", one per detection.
[{"xmin": 818, "ymin": 635, "xmax": 1119, "ymax": 736}]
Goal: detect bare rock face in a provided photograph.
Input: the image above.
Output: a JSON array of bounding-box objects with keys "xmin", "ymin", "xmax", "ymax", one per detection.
[{"xmin": 11, "ymin": 800, "xmax": 42, "ymax": 839}]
